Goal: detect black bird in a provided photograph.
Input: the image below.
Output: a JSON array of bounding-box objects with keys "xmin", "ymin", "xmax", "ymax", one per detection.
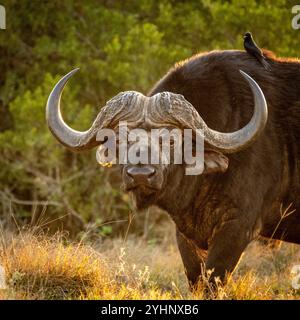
[{"xmin": 243, "ymin": 32, "xmax": 271, "ymax": 71}]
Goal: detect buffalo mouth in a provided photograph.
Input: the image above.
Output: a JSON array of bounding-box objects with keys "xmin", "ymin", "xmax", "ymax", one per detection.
[{"xmin": 124, "ymin": 183, "xmax": 160, "ymax": 196}]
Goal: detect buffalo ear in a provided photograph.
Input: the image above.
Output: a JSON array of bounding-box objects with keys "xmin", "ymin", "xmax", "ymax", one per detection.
[{"xmin": 203, "ymin": 150, "xmax": 229, "ymax": 174}]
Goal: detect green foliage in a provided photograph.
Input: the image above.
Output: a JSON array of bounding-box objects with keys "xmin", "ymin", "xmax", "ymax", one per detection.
[{"xmin": 0, "ymin": 0, "xmax": 299, "ymax": 235}]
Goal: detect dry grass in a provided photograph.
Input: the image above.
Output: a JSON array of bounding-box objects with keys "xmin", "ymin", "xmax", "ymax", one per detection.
[{"xmin": 0, "ymin": 222, "xmax": 300, "ymax": 300}]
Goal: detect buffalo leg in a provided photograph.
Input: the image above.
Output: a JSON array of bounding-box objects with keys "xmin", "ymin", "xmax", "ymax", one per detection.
[
  {"xmin": 205, "ymin": 219, "xmax": 252, "ymax": 283},
  {"xmin": 176, "ymin": 229, "xmax": 206, "ymax": 288}
]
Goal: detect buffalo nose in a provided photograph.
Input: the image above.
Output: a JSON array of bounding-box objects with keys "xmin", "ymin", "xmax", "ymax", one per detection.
[{"xmin": 126, "ymin": 166, "xmax": 156, "ymax": 185}]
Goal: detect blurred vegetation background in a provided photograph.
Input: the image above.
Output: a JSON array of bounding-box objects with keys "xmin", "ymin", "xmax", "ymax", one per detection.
[{"xmin": 0, "ymin": 0, "xmax": 299, "ymax": 239}]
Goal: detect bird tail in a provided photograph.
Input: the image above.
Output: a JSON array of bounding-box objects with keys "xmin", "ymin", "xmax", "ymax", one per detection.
[{"xmin": 261, "ymin": 58, "xmax": 271, "ymax": 71}]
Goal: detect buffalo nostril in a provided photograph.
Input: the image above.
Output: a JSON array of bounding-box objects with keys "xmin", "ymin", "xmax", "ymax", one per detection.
[
  {"xmin": 126, "ymin": 166, "xmax": 156, "ymax": 184},
  {"xmin": 148, "ymin": 168, "xmax": 156, "ymax": 177}
]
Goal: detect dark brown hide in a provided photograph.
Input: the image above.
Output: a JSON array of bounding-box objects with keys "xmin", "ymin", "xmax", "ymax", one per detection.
[{"xmin": 147, "ymin": 50, "xmax": 300, "ymax": 287}]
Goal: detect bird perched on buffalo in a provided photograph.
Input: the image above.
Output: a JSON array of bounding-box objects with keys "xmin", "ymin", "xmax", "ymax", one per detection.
[{"xmin": 243, "ymin": 32, "xmax": 271, "ymax": 71}]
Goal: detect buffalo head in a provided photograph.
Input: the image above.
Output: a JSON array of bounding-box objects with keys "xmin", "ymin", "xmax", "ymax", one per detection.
[{"xmin": 46, "ymin": 69, "xmax": 267, "ymax": 209}]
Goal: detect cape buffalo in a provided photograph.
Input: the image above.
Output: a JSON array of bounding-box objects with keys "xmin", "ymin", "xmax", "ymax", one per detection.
[{"xmin": 46, "ymin": 49, "xmax": 300, "ymax": 289}]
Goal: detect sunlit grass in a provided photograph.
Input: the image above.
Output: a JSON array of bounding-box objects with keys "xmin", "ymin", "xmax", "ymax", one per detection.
[{"xmin": 0, "ymin": 228, "xmax": 300, "ymax": 300}]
